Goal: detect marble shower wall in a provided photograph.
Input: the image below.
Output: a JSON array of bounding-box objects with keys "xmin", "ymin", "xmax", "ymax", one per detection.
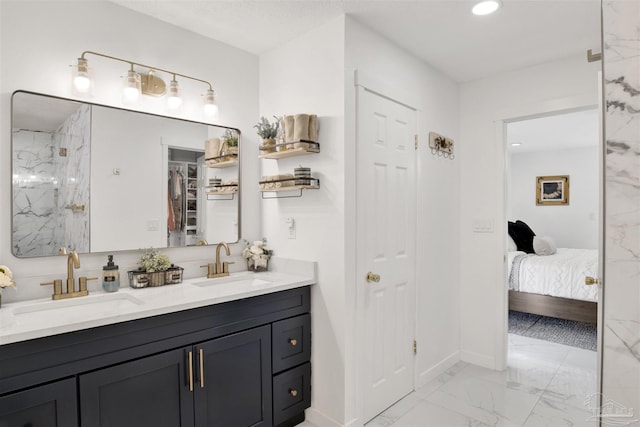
[
  {"xmin": 11, "ymin": 104, "xmax": 90, "ymax": 257},
  {"xmin": 12, "ymin": 130, "xmax": 57, "ymax": 257},
  {"xmin": 51, "ymin": 104, "xmax": 90, "ymax": 254},
  {"xmin": 602, "ymin": 0, "xmax": 640, "ymax": 424}
]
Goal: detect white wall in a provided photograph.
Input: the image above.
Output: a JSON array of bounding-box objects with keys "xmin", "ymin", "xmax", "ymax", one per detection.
[
  {"xmin": 0, "ymin": 1, "xmax": 260, "ymax": 302},
  {"xmin": 508, "ymin": 146, "xmax": 599, "ymax": 249},
  {"xmin": 259, "ymin": 16, "xmax": 347, "ymax": 426},
  {"xmin": 459, "ymin": 55, "xmax": 601, "ymax": 368},
  {"xmin": 345, "ymin": 15, "xmax": 461, "ymax": 424}
]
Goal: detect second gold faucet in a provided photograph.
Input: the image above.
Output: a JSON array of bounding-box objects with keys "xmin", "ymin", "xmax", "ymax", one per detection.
[{"xmin": 201, "ymin": 242, "xmax": 235, "ymax": 278}]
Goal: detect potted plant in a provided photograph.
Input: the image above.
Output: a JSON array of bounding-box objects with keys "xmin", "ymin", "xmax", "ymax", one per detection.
[
  {"xmin": 254, "ymin": 116, "xmax": 280, "ymax": 154},
  {"xmin": 129, "ymin": 248, "xmax": 183, "ymax": 288},
  {"xmin": 221, "ymin": 129, "xmax": 239, "ymax": 156},
  {"xmin": 242, "ymin": 238, "xmax": 273, "ymax": 272},
  {"xmin": 0, "ymin": 265, "xmax": 16, "ymax": 308}
]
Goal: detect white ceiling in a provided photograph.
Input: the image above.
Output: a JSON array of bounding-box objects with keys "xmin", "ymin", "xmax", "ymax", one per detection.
[
  {"xmin": 507, "ymin": 108, "xmax": 599, "ymax": 153},
  {"xmin": 111, "ymin": 0, "xmax": 602, "ymax": 83}
]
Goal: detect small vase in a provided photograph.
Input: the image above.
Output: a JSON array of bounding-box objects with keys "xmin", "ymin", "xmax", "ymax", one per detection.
[
  {"xmin": 261, "ymin": 138, "xmax": 276, "ymax": 154},
  {"xmin": 248, "ymin": 255, "xmax": 269, "ymax": 272}
]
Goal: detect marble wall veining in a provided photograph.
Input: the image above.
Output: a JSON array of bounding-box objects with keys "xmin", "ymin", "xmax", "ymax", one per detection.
[
  {"xmin": 11, "ymin": 104, "xmax": 90, "ymax": 257},
  {"xmin": 602, "ymin": 0, "xmax": 640, "ymax": 424}
]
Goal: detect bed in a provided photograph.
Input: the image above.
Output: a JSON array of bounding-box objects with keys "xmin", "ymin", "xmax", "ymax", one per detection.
[{"xmin": 507, "ymin": 248, "xmax": 599, "ymax": 324}]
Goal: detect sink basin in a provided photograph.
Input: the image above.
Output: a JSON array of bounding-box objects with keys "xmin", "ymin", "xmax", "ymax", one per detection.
[
  {"xmin": 12, "ymin": 293, "xmax": 145, "ymax": 324},
  {"xmin": 192, "ymin": 273, "xmax": 272, "ymax": 288}
]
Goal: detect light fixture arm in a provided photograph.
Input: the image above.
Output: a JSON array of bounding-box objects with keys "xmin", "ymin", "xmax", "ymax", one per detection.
[{"xmin": 79, "ymin": 50, "xmax": 213, "ymax": 90}]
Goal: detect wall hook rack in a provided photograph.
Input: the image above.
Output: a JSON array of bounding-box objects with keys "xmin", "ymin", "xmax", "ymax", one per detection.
[{"xmin": 429, "ymin": 131, "xmax": 455, "ymax": 160}]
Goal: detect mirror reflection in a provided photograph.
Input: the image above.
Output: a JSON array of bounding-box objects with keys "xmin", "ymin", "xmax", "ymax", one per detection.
[{"xmin": 11, "ymin": 91, "xmax": 240, "ymax": 258}]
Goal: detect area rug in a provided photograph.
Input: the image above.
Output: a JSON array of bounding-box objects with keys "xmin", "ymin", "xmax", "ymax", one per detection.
[{"xmin": 508, "ymin": 310, "xmax": 597, "ymax": 351}]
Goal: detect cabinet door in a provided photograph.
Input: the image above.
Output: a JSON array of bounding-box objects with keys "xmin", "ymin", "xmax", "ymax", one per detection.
[
  {"xmin": 79, "ymin": 348, "xmax": 194, "ymax": 427},
  {"xmin": 0, "ymin": 377, "xmax": 78, "ymax": 427},
  {"xmin": 194, "ymin": 325, "xmax": 272, "ymax": 427}
]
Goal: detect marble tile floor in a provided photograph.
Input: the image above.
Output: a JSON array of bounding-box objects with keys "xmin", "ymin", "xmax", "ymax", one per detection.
[{"xmin": 300, "ymin": 334, "xmax": 598, "ymax": 427}]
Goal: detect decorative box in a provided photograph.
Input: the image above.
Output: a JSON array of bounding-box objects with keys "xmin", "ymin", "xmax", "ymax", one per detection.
[{"xmin": 128, "ymin": 266, "xmax": 184, "ymax": 289}]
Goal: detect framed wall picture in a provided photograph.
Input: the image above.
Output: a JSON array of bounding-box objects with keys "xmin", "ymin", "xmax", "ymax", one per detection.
[{"xmin": 536, "ymin": 175, "xmax": 570, "ymax": 206}]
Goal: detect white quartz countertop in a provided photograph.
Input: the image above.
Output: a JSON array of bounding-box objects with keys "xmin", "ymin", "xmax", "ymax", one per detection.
[{"xmin": 0, "ymin": 269, "xmax": 314, "ymax": 346}]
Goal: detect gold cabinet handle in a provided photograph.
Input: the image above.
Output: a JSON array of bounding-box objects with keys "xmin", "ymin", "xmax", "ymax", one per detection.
[
  {"xmin": 585, "ymin": 276, "xmax": 600, "ymax": 286},
  {"xmin": 289, "ymin": 389, "xmax": 298, "ymax": 397},
  {"xmin": 289, "ymin": 338, "xmax": 298, "ymax": 346},
  {"xmin": 366, "ymin": 272, "xmax": 380, "ymax": 283},
  {"xmin": 188, "ymin": 351, "xmax": 194, "ymax": 392},
  {"xmin": 199, "ymin": 348, "xmax": 205, "ymax": 388}
]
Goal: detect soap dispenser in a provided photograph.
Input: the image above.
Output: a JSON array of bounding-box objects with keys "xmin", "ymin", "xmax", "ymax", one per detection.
[{"xmin": 102, "ymin": 255, "xmax": 120, "ymax": 292}]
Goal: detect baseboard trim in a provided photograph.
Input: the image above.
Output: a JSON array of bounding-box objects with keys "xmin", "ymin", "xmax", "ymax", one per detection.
[
  {"xmin": 416, "ymin": 350, "xmax": 460, "ymax": 388},
  {"xmin": 305, "ymin": 407, "xmax": 344, "ymax": 427},
  {"xmin": 460, "ymin": 350, "xmax": 495, "ymax": 370}
]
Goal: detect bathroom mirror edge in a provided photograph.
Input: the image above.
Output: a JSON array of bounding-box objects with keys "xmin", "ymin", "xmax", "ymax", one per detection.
[{"xmin": 11, "ymin": 90, "xmax": 241, "ymax": 258}]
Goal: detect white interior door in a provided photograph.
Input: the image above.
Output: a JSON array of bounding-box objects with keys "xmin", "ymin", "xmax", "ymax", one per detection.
[{"xmin": 357, "ymin": 87, "xmax": 417, "ymax": 422}]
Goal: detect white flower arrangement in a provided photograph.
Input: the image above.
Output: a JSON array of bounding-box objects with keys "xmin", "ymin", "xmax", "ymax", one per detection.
[
  {"xmin": 139, "ymin": 248, "xmax": 172, "ymax": 272},
  {"xmin": 242, "ymin": 238, "xmax": 273, "ymax": 271},
  {"xmin": 0, "ymin": 265, "xmax": 16, "ymax": 290}
]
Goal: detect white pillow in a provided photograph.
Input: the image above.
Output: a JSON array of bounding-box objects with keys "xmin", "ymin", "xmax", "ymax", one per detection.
[
  {"xmin": 508, "ymin": 236, "xmax": 518, "ymax": 252},
  {"xmin": 533, "ymin": 236, "xmax": 557, "ymax": 256}
]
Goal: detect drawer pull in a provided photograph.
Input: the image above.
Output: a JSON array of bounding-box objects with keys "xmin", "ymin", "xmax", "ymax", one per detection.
[
  {"xmin": 289, "ymin": 388, "xmax": 298, "ymax": 397},
  {"xmin": 289, "ymin": 338, "xmax": 298, "ymax": 346}
]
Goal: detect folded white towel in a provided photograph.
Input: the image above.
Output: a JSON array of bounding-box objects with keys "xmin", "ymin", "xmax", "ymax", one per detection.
[
  {"xmin": 205, "ymin": 138, "xmax": 221, "ymax": 159},
  {"xmin": 282, "ymin": 116, "xmax": 295, "ymax": 143},
  {"xmin": 308, "ymin": 115, "xmax": 318, "ymax": 142},
  {"xmin": 293, "ymin": 114, "xmax": 310, "ymax": 145}
]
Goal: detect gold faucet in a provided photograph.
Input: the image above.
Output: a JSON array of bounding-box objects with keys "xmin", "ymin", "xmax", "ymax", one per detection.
[
  {"xmin": 67, "ymin": 251, "xmax": 80, "ymax": 293},
  {"xmin": 41, "ymin": 251, "xmax": 97, "ymax": 300},
  {"xmin": 201, "ymin": 242, "xmax": 234, "ymax": 278}
]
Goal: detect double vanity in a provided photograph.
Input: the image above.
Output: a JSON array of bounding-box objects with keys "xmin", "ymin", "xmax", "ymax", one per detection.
[{"xmin": 0, "ymin": 263, "xmax": 314, "ymax": 427}]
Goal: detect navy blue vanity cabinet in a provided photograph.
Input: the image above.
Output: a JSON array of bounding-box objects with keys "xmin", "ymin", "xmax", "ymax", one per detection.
[
  {"xmin": 0, "ymin": 377, "xmax": 78, "ymax": 427},
  {"xmin": 79, "ymin": 348, "xmax": 194, "ymax": 427},
  {"xmin": 272, "ymin": 313, "xmax": 312, "ymax": 427},
  {"xmin": 0, "ymin": 286, "xmax": 310, "ymax": 427}
]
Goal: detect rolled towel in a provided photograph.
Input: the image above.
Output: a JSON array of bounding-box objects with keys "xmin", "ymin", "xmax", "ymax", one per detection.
[
  {"xmin": 205, "ymin": 138, "xmax": 221, "ymax": 160},
  {"xmin": 293, "ymin": 114, "xmax": 310, "ymax": 149},
  {"xmin": 308, "ymin": 115, "xmax": 318, "ymax": 142},
  {"xmin": 282, "ymin": 116, "xmax": 295, "ymax": 143}
]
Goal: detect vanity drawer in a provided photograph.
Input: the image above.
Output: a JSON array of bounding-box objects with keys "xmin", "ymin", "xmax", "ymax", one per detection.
[
  {"xmin": 272, "ymin": 362, "xmax": 311, "ymax": 427},
  {"xmin": 272, "ymin": 314, "xmax": 311, "ymax": 373}
]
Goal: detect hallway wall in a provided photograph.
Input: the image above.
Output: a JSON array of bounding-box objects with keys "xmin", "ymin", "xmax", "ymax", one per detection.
[{"xmin": 459, "ymin": 55, "xmax": 601, "ymax": 369}]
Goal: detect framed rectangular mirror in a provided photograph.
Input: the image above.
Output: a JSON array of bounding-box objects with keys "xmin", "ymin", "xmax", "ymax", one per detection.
[{"xmin": 11, "ymin": 90, "xmax": 241, "ymax": 258}]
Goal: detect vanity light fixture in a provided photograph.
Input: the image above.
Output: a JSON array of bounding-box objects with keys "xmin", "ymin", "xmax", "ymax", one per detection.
[
  {"xmin": 472, "ymin": 0, "xmax": 502, "ymax": 15},
  {"xmin": 167, "ymin": 76, "xmax": 182, "ymax": 110},
  {"xmin": 72, "ymin": 51, "xmax": 217, "ymax": 116}
]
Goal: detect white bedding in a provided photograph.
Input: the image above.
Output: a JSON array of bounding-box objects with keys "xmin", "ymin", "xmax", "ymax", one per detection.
[{"xmin": 508, "ymin": 248, "xmax": 599, "ymax": 302}]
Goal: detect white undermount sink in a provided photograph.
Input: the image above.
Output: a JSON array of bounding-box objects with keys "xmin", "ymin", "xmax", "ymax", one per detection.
[
  {"xmin": 11, "ymin": 292, "xmax": 145, "ymax": 324},
  {"xmin": 191, "ymin": 273, "xmax": 272, "ymax": 288}
]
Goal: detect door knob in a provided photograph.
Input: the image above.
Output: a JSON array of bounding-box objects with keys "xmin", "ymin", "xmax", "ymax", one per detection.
[
  {"xmin": 585, "ymin": 276, "xmax": 600, "ymax": 286},
  {"xmin": 366, "ymin": 272, "xmax": 380, "ymax": 283}
]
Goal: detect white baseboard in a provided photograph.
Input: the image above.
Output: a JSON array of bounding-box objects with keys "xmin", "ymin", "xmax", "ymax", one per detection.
[
  {"xmin": 460, "ymin": 349, "xmax": 495, "ymax": 370},
  {"xmin": 416, "ymin": 350, "xmax": 460, "ymax": 388},
  {"xmin": 305, "ymin": 407, "xmax": 344, "ymax": 427}
]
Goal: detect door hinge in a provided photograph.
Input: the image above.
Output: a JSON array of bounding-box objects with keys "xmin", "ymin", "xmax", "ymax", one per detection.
[
  {"xmin": 413, "ymin": 340, "xmax": 417, "ymax": 355},
  {"xmin": 414, "ymin": 134, "xmax": 419, "ymax": 150}
]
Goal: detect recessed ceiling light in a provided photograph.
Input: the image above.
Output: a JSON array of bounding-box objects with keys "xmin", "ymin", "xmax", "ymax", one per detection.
[
  {"xmin": 511, "ymin": 142, "xmax": 522, "ymax": 147},
  {"xmin": 472, "ymin": 0, "xmax": 502, "ymax": 16}
]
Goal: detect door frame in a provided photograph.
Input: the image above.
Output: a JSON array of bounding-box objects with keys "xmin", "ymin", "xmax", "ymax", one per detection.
[
  {"xmin": 354, "ymin": 70, "xmax": 420, "ymax": 424},
  {"xmin": 496, "ymin": 93, "xmax": 600, "ymax": 370}
]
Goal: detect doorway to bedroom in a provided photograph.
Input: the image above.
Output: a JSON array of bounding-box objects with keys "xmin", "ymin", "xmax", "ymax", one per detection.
[{"xmin": 504, "ymin": 107, "xmax": 600, "ymax": 408}]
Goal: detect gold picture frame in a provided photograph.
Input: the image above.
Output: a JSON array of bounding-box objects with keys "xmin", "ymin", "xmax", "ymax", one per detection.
[{"xmin": 536, "ymin": 175, "xmax": 570, "ymax": 206}]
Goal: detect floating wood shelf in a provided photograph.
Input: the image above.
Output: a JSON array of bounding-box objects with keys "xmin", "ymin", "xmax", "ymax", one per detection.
[
  {"xmin": 259, "ymin": 177, "xmax": 320, "ymax": 199},
  {"xmin": 259, "ymin": 141, "xmax": 320, "ymax": 159},
  {"xmin": 206, "ymin": 185, "xmax": 238, "ymax": 200},
  {"xmin": 206, "ymin": 153, "xmax": 238, "ymax": 168}
]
